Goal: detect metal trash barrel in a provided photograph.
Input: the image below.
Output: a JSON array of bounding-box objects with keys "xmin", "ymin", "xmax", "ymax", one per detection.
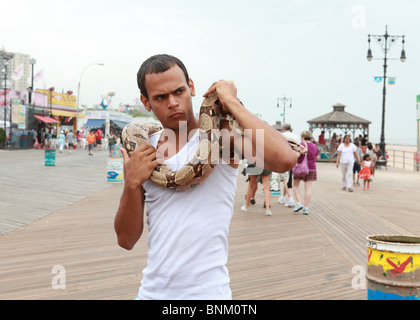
[
  {"xmin": 45, "ymin": 149, "xmax": 56, "ymax": 166},
  {"xmin": 366, "ymin": 235, "xmax": 420, "ymax": 300}
]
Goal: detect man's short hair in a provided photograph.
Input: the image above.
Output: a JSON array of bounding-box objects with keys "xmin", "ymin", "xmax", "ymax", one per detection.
[
  {"xmin": 282, "ymin": 123, "xmax": 292, "ymax": 131},
  {"xmin": 137, "ymin": 54, "xmax": 189, "ymax": 99}
]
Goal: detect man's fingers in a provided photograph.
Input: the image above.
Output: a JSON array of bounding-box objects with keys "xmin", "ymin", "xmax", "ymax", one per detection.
[
  {"xmin": 203, "ymin": 81, "xmax": 217, "ymax": 97},
  {"xmin": 131, "ymin": 144, "xmax": 156, "ymax": 158},
  {"xmin": 120, "ymin": 147, "xmax": 129, "ymax": 163}
]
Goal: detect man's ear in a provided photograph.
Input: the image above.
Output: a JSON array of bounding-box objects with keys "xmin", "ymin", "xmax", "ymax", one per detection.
[
  {"xmin": 140, "ymin": 94, "xmax": 152, "ymax": 112},
  {"xmin": 188, "ymin": 78, "xmax": 196, "ymax": 97}
]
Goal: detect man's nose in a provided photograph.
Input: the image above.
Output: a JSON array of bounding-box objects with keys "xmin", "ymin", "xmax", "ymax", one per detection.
[{"xmin": 168, "ymin": 94, "xmax": 178, "ymax": 107}]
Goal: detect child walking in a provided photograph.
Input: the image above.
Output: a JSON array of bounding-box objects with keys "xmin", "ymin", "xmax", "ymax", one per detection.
[{"xmin": 359, "ymin": 154, "xmax": 373, "ymax": 190}]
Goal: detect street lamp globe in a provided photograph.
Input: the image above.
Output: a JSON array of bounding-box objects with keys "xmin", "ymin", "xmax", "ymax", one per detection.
[
  {"xmin": 400, "ymin": 49, "xmax": 406, "ymax": 63},
  {"xmin": 367, "ymin": 48, "xmax": 373, "ymax": 61}
]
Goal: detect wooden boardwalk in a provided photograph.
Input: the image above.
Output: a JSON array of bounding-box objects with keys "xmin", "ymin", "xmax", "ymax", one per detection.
[{"xmin": 0, "ymin": 152, "xmax": 419, "ymax": 299}]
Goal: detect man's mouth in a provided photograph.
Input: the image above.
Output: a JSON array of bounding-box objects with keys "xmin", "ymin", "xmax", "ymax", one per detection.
[{"xmin": 169, "ymin": 112, "xmax": 183, "ymax": 119}]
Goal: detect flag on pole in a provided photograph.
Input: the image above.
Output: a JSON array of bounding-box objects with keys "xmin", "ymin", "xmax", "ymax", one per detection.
[
  {"xmin": 11, "ymin": 63, "xmax": 24, "ymax": 81},
  {"xmin": 374, "ymin": 76, "xmax": 382, "ymax": 83},
  {"xmin": 388, "ymin": 77, "xmax": 396, "ymax": 85},
  {"xmin": 33, "ymin": 69, "xmax": 43, "ymax": 82}
]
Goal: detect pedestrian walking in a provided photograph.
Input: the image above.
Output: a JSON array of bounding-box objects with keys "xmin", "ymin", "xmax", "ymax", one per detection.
[
  {"xmin": 86, "ymin": 130, "xmax": 96, "ymax": 156},
  {"xmin": 67, "ymin": 130, "xmax": 74, "ymax": 153},
  {"xmin": 108, "ymin": 132, "xmax": 117, "ymax": 157},
  {"xmin": 114, "ymin": 54, "xmax": 297, "ymax": 300},
  {"xmin": 57, "ymin": 130, "xmax": 66, "ymax": 153},
  {"xmin": 95, "ymin": 128, "xmax": 103, "ymax": 151},
  {"xmin": 359, "ymin": 154, "xmax": 373, "ymax": 190},
  {"xmin": 76, "ymin": 130, "xmax": 82, "ymax": 149},
  {"xmin": 336, "ymin": 134, "xmax": 360, "ymax": 192},
  {"xmin": 353, "ymin": 141, "xmax": 363, "ymax": 186},
  {"xmin": 277, "ymin": 170, "xmax": 295, "ymax": 207},
  {"xmin": 241, "ymin": 165, "xmax": 272, "ymax": 216},
  {"xmin": 280, "ymin": 123, "xmax": 299, "ymax": 208},
  {"xmin": 292, "ymin": 131, "xmax": 319, "ymax": 215}
]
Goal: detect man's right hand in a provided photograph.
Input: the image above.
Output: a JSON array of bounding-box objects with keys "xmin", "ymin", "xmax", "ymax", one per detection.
[{"xmin": 121, "ymin": 144, "xmax": 159, "ymax": 189}]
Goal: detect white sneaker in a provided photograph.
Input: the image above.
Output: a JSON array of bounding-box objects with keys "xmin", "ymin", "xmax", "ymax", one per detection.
[
  {"xmin": 285, "ymin": 199, "xmax": 295, "ymax": 207},
  {"xmin": 241, "ymin": 204, "xmax": 248, "ymax": 213},
  {"xmin": 266, "ymin": 210, "xmax": 272, "ymax": 216},
  {"xmin": 293, "ymin": 203, "xmax": 303, "ymax": 212},
  {"xmin": 303, "ymin": 207, "xmax": 309, "ymax": 215},
  {"xmin": 278, "ymin": 195, "xmax": 286, "ymax": 204}
]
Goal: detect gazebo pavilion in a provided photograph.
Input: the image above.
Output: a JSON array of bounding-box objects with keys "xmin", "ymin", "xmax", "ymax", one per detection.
[
  {"xmin": 307, "ymin": 103, "xmax": 371, "ymax": 142},
  {"xmin": 307, "ymin": 103, "xmax": 371, "ymax": 160}
]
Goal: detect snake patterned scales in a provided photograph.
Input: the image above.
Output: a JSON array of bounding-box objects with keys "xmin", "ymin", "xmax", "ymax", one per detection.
[{"xmin": 121, "ymin": 92, "xmax": 307, "ymax": 191}]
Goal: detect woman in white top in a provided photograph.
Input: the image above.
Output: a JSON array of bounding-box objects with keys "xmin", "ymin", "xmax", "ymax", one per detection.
[{"xmin": 336, "ymin": 135, "xmax": 360, "ymax": 192}]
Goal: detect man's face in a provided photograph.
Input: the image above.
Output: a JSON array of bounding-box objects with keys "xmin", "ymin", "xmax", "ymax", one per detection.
[{"xmin": 140, "ymin": 65, "xmax": 196, "ymax": 131}]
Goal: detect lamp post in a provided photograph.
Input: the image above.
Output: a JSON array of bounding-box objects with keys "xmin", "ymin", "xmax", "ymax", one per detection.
[
  {"xmin": 48, "ymin": 87, "xmax": 55, "ymax": 117},
  {"xmin": 277, "ymin": 95, "xmax": 292, "ymax": 125},
  {"xmin": 28, "ymin": 58, "xmax": 36, "ymax": 105},
  {"xmin": 1, "ymin": 50, "xmax": 14, "ymax": 149},
  {"xmin": 367, "ymin": 25, "xmax": 406, "ymax": 158},
  {"xmin": 76, "ymin": 63, "xmax": 104, "ymax": 131}
]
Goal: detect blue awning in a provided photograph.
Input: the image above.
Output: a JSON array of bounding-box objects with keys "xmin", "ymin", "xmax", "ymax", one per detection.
[
  {"xmin": 85, "ymin": 119, "xmax": 105, "ymax": 128},
  {"xmin": 110, "ymin": 120, "xmax": 130, "ymax": 129}
]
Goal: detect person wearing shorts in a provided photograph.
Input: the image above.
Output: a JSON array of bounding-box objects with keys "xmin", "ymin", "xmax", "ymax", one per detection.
[
  {"xmin": 86, "ymin": 130, "xmax": 96, "ymax": 156},
  {"xmin": 241, "ymin": 165, "xmax": 273, "ymax": 216},
  {"xmin": 108, "ymin": 132, "xmax": 117, "ymax": 157},
  {"xmin": 95, "ymin": 128, "xmax": 103, "ymax": 151},
  {"xmin": 278, "ymin": 170, "xmax": 295, "ymax": 208},
  {"xmin": 292, "ymin": 131, "xmax": 319, "ymax": 215},
  {"xmin": 353, "ymin": 141, "xmax": 363, "ymax": 186}
]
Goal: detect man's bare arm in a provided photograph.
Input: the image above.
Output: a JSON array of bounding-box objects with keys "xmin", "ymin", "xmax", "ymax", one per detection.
[
  {"xmin": 114, "ymin": 145, "xmax": 158, "ymax": 250},
  {"xmin": 204, "ymin": 80, "xmax": 297, "ymax": 173}
]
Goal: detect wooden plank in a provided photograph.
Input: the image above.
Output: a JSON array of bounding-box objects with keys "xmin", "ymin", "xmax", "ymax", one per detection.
[{"xmin": 0, "ymin": 160, "xmax": 419, "ymax": 300}]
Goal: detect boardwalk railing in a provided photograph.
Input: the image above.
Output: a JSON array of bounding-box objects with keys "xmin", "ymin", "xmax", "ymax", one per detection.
[
  {"xmin": 317, "ymin": 144, "xmax": 420, "ymax": 172},
  {"xmin": 387, "ymin": 147, "xmax": 420, "ymax": 172}
]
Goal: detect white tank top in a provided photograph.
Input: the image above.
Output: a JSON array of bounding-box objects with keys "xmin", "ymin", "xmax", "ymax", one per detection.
[{"xmin": 138, "ymin": 129, "xmax": 238, "ymax": 300}]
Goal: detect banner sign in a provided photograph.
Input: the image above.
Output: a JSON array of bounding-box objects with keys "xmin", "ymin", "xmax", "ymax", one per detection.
[
  {"xmin": 36, "ymin": 89, "xmax": 77, "ymax": 108},
  {"xmin": 11, "ymin": 102, "xmax": 26, "ymax": 129},
  {"xmin": 107, "ymin": 158, "xmax": 124, "ymax": 183},
  {"xmin": 388, "ymin": 77, "xmax": 396, "ymax": 85},
  {"xmin": 31, "ymin": 91, "xmax": 48, "ymax": 107}
]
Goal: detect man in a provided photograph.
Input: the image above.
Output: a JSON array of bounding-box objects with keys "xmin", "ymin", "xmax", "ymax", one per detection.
[
  {"xmin": 108, "ymin": 131, "xmax": 117, "ymax": 157},
  {"xmin": 114, "ymin": 54, "xmax": 296, "ymax": 300},
  {"xmin": 353, "ymin": 141, "xmax": 363, "ymax": 186},
  {"xmin": 279, "ymin": 123, "xmax": 300, "ymax": 208},
  {"xmin": 318, "ymin": 130, "xmax": 326, "ymax": 145},
  {"xmin": 95, "ymin": 128, "xmax": 103, "ymax": 151},
  {"xmin": 86, "ymin": 130, "xmax": 96, "ymax": 156},
  {"xmin": 67, "ymin": 130, "xmax": 74, "ymax": 153}
]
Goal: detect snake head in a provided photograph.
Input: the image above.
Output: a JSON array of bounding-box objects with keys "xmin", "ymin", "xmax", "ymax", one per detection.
[{"xmin": 124, "ymin": 141, "xmax": 137, "ymax": 156}]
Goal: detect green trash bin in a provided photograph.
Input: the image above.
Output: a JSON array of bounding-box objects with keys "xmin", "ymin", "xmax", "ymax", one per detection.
[{"xmin": 45, "ymin": 149, "xmax": 56, "ymax": 166}]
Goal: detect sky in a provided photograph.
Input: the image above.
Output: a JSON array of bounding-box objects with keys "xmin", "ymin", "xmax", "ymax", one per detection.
[{"xmin": 2, "ymin": 0, "xmax": 419, "ymax": 145}]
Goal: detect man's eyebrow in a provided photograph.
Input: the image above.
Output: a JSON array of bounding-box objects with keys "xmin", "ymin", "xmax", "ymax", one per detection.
[
  {"xmin": 151, "ymin": 86, "xmax": 186, "ymax": 99},
  {"xmin": 171, "ymin": 86, "xmax": 186, "ymax": 93}
]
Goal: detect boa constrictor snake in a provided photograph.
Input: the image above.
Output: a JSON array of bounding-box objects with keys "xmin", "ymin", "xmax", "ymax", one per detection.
[{"xmin": 122, "ymin": 92, "xmax": 307, "ymax": 191}]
